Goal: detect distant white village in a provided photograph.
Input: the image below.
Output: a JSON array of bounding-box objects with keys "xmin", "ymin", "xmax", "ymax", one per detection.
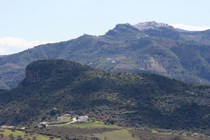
[
  {"xmin": 0, "ymin": 114, "xmax": 90, "ymax": 130},
  {"xmin": 37, "ymin": 114, "xmax": 89, "ymax": 128},
  {"xmin": 57, "ymin": 114, "xmax": 89, "ymax": 124}
]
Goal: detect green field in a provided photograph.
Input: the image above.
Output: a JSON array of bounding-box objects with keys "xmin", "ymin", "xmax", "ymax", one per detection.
[
  {"xmin": 95, "ymin": 129, "xmax": 139, "ymax": 140},
  {"xmin": 58, "ymin": 121, "xmax": 121, "ymax": 129},
  {"xmin": 0, "ymin": 129, "xmax": 61, "ymax": 140},
  {"xmin": 2, "ymin": 122, "xmax": 209, "ymax": 140},
  {"xmin": 48, "ymin": 121, "xmax": 140, "ymax": 140}
]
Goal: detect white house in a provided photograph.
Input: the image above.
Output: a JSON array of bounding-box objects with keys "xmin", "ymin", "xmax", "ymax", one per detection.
[
  {"xmin": 72, "ymin": 115, "xmax": 89, "ymax": 123},
  {"xmin": 0, "ymin": 125, "xmax": 15, "ymax": 129},
  {"xmin": 37, "ymin": 121, "xmax": 49, "ymax": 128},
  {"xmin": 57, "ymin": 114, "xmax": 71, "ymax": 121}
]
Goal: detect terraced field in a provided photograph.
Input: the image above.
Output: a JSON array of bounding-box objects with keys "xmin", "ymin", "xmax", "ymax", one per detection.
[
  {"xmin": 59, "ymin": 121, "xmax": 120, "ymax": 129},
  {"xmin": 132, "ymin": 129, "xmax": 210, "ymax": 140},
  {"xmin": 2, "ymin": 122, "xmax": 210, "ymax": 140},
  {"xmin": 95, "ymin": 129, "xmax": 138, "ymax": 140},
  {"xmin": 34, "ymin": 121, "xmax": 121, "ymax": 140}
]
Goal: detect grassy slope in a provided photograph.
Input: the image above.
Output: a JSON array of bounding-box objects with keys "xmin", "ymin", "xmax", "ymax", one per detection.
[
  {"xmin": 60, "ymin": 121, "xmax": 121, "ymax": 129},
  {"xmin": 37, "ymin": 121, "xmax": 138, "ymax": 140},
  {"xmin": 95, "ymin": 129, "xmax": 138, "ymax": 140},
  {"xmin": 48, "ymin": 121, "xmax": 210, "ymax": 140},
  {"xmin": 0, "ymin": 129, "xmax": 60, "ymax": 140},
  {"xmin": 131, "ymin": 129, "xmax": 210, "ymax": 140}
]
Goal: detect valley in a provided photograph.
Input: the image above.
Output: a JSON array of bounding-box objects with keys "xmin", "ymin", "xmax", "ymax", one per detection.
[
  {"xmin": 0, "ymin": 59, "xmax": 210, "ymax": 139},
  {"xmin": 0, "ymin": 21, "xmax": 210, "ymax": 140}
]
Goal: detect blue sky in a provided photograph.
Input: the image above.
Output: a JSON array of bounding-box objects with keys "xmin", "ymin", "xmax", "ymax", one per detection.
[{"xmin": 0, "ymin": 0, "xmax": 210, "ymax": 55}]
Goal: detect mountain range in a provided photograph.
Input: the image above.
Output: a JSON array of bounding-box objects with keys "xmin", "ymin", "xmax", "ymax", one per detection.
[
  {"xmin": 0, "ymin": 21, "xmax": 210, "ymax": 89},
  {"xmin": 1, "ymin": 59, "xmax": 210, "ymax": 131}
]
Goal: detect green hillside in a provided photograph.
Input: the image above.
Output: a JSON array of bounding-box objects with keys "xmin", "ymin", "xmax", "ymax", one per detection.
[{"xmin": 0, "ymin": 59, "xmax": 210, "ymax": 132}]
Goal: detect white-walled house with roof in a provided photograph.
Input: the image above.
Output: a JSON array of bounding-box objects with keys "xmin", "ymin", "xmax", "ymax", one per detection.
[{"xmin": 72, "ymin": 115, "xmax": 89, "ymax": 123}]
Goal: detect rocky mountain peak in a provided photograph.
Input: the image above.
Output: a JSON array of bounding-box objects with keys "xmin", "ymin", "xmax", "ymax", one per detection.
[
  {"xmin": 134, "ymin": 21, "xmax": 174, "ymax": 30},
  {"xmin": 106, "ymin": 23, "xmax": 140, "ymax": 37}
]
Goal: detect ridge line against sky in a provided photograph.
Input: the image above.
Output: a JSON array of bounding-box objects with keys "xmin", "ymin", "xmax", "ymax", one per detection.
[
  {"xmin": 0, "ymin": 0, "xmax": 210, "ymax": 55},
  {"xmin": 0, "ymin": 23, "xmax": 209, "ymax": 55}
]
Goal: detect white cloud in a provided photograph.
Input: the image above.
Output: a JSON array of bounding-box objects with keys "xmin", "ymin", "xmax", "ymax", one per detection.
[
  {"xmin": 0, "ymin": 37, "xmax": 51, "ymax": 55},
  {"xmin": 171, "ymin": 24, "xmax": 210, "ymax": 31}
]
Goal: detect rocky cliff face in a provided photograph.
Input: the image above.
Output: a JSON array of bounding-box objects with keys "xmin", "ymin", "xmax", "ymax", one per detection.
[
  {"xmin": 135, "ymin": 21, "xmax": 180, "ymax": 39},
  {"xmin": 135, "ymin": 21, "xmax": 174, "ymax": 30},
  {"xmin": 21, "ymin": 59, "xmax": 90, "ymax": 87}
]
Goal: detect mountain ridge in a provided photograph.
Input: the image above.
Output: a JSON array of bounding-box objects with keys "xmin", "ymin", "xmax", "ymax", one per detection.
[{"xmin": 0, "ymin": 21, "xmax": 210, "ymax": 89}]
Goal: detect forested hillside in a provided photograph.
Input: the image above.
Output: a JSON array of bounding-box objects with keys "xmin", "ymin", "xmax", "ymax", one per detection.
[{"xmin": 0, "ymin": 59, "xmax": 210, "ymax": 131}]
